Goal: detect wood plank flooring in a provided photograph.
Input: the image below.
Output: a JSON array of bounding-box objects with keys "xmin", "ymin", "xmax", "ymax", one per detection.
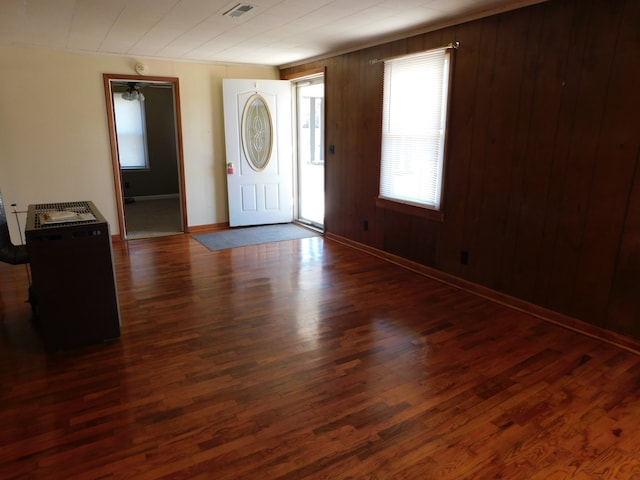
[{"xmin": 1, "ymin": 234, "xmax": 640, "ymax": 479}]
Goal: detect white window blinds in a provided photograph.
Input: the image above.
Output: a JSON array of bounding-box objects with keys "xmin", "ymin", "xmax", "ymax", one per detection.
[
  {"xmin": 113, "ymin": 92, "xmax": 149, "ymax": 170},
  {"xmin": 380, "ymin": 47, "xmax": 451, "ymax": 210}
]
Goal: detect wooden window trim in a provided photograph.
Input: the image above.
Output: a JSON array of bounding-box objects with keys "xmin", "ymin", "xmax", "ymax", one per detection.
[{"xmin": 375, "ymin": 196, "xmax": 444, "ymax": 222}]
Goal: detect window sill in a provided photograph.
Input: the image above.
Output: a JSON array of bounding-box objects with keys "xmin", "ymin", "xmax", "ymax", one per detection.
[{"xmin": 376, "ymin": 197, "xmax": 444, "ymax": 222}]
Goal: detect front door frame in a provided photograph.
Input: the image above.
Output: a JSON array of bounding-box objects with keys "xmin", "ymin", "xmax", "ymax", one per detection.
[{"xmin": 102, "ymin": 73, "xmax": 188, "ymax": 240}]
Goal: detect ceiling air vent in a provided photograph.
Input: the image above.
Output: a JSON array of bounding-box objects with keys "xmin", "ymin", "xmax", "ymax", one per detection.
[{"xmin": 223, "ymin": 3, "xmax": 255, "ymax": 17}]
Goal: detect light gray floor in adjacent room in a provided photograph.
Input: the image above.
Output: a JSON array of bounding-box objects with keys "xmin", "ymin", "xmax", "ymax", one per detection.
[{"xmin": 124, "ymin": 198, "xmax": 183, "ymax": 239}]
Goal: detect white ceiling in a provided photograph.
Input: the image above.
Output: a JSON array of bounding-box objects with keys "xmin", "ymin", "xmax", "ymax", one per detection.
[{"xmin": 0, "ymin": 0, "xmax": 547, "ymax": 67}]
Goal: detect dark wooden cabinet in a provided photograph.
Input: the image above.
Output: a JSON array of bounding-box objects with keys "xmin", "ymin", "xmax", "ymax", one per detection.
[{"xmin": 25, "ymin": 201, "xmax": 120, "ymax": 352}]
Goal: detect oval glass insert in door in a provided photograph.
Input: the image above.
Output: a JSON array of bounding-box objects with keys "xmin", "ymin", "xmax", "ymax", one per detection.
[{"xmin": 241, "ymin": 94, "xmax": 274, "ymax": 171}]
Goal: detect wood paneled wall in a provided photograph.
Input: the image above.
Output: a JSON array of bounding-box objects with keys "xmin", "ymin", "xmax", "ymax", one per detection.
[{"xmin": 281, "ymin": 0, "xmax": 640, "ymax": 339}]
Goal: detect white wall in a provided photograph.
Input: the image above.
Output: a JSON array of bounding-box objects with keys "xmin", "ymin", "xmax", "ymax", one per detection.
[{"xmin": 0, "ymin": 46, "xmax": 278, "ymax": 240}]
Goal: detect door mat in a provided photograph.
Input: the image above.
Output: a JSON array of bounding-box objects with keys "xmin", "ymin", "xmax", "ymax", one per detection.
[{"xmin": 193, "ymin": 223, "xmax": 320, "ymax": 251}]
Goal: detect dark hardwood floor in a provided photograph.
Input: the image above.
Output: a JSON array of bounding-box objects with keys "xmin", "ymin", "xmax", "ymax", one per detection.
[{"xmin": 2, "ymin": 234, "xmax": 640, "ymax": 479}]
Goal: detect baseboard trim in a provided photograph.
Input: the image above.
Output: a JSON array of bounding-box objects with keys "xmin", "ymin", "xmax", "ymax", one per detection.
[
  {"xmin": 325, "ymin": 232, "xmax": 640, "ymax": 356},
  {"xmin": 130, "ymin": 194, "xmax": 180, "ymax": 201},
  {"xmin": 188, "ymin": 222, "xmax": 230, "ymax": 234},
  {"xmin": 111, "ymin": 222, "xmax": 229, "ymax": 241}
]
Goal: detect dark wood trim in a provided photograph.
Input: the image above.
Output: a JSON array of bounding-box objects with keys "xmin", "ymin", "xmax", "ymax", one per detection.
[
  {"xmin": 325, "ymin": 232, "xmax": 640, "ymax": 356},
  {"xmin": 280, "ymin": 66, "xmax": 324, "ymax": 80},
  {"xmin": 375, "ymin": 197, "xmax": 444, "ymax": 222},
  {"xmin": 172, "ymin": 78, "xmax": 189, "ymax": 233},
  {"xmin": 102, "ymin": 74, "xmax": 126, "ymax": 239}
]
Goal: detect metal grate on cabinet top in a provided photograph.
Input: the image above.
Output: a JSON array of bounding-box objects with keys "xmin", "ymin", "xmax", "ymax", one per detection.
[{"xmin": 30, "ymin": 201, "xmax": 104, "ymax": 229}]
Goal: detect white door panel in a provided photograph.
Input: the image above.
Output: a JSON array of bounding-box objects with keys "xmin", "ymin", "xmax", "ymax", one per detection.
[{"xmin": 223, "ymin": 79, "xmax": 293, "ymax": 227}]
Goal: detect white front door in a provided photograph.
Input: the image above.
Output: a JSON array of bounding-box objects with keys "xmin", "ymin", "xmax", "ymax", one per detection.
[{"xmin": 223, "ymin": 79, "xmax": 293, "ymax": 227}]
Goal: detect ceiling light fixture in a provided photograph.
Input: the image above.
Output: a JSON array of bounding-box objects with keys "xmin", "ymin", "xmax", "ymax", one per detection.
[
  {"xmin": 122, "ymin": 83, "xmax": 145, "ymax": 102},
  {"xmin": 222, "ymin": 3, "xmax": 255, "ymax": 18}
]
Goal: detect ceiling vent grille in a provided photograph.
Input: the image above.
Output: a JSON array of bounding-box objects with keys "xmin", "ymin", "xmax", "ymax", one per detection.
[{"xmin": 223, "ymin": 3, "xmax": 255, "ymax": 17}]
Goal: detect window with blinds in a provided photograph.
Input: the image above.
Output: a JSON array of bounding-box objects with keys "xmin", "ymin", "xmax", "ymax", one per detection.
[
  {"xmin": 113, "ymin": 92, "xmax": 149, "ymax": 170},
  {"xmin": 379, "ymin": 47, "xmax": 452, "ymax": 211}
]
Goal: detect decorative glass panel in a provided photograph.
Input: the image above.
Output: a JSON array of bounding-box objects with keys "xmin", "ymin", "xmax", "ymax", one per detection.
[{"xmin": 241, "ymin": 94, "xmax": 273, "ymax": 171}]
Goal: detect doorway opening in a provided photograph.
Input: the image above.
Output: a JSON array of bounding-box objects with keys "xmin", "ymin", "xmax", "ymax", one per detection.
[
  {"xmin": 295, "ymin": 75, "xmax": 325, "ymax": 230},
  {"xmin": 103, "ymin": 74, "xmax": 188, "ymax": 240}
]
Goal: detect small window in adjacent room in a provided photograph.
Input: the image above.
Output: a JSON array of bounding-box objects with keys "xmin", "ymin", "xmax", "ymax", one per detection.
[
  {"xmin": 113, "ymin": 92, "xmax": 149, "ymax": 170},
  {"xmin": 379, "ymin": 46, "xmax": 453, "ymax": 216}
]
